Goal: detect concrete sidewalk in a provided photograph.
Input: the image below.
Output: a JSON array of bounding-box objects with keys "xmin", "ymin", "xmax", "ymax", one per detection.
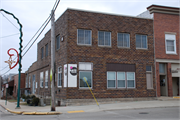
[{"xmin": 0, "ymin": 97, "xmax": 179, "ymax": 115}]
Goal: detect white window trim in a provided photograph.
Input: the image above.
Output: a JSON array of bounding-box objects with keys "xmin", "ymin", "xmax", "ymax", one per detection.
[
  {"xmin": 107, "ymin": 71, "xmax": 136, "ymax": 89},
  {"xmin": 127, "ymin": 72, "xmax": 136, "ymax": 88},
  {"xmin": 45, "ymin": 70, "xmax": 48, "ymax": 88},
  {"xmin": 107, "ymin": 72, "xmax": 116, "ymax": 89},
  {"xmin": 98, "ymin": 31, "xmax": 111, "ymax": 47},
  {"xmin": 40, "ymin": 72, "xmax": 43, "ymax": 88},
  {"xmin": 79, "ymin": 71, "xmax": 93, "ymax": 89},
  {"xmin": 77, "ymin": 29, "xmax": 92, "ymax": 46},
  {"xmin": 117, "ymin": 72, "xmax": 126, "ymax": 88},
  {"xmin": 165, "ymin": 34, "xmax": 176, "ymax": 54},
  {"xmin": 117, "ymin": 33, "xmax": 130, "ymax": 48},
  {"xmin": 136, "ymin": 34, "xmax": 148, "ymax": 49},
  {"xmin": 79, "ymin": 62, "xmax": 93, "ymax": 71},
  {"xmin": 57, "ymin": 66, "xmax": 62, "ymax": 88}
]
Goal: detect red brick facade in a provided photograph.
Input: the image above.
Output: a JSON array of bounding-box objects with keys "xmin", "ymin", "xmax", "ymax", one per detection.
[
  {"xmin": 148, "ymin": 5, "xmax": 179, "ymax": 97},
  {"xmin": 13, "ymin": 73, "xmax": 25, "ymax": 98},
  {"xmin": 154, "ymin": 13, "xmax": 179, "ymax": 60}
]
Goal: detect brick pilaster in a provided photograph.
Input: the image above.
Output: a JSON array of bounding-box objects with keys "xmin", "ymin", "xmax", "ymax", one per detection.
[
  {"xmin": 156, "ymin": 62, "xmax": 161, "ymax": 97},
  {"xmin": 167, "ymin": 63, "xmax": 173, "ymax": 97}
]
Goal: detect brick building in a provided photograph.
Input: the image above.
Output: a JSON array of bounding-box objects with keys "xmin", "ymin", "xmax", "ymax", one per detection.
[
  {"xmin": 147, "ymin": 5, "xmax": 180, "ymax": 97},
  {"xmin": 26, "ymin": 8, "xmax": 157, "ymax": 105},
  {"xmin": 13, "ymin": 73, "xmax": 26, "ymax": 98}
]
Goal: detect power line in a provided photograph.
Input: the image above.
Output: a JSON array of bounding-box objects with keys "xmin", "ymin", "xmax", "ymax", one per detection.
[
  {"xmin": 0, "ymin": 33, "xmax": 19, "ymax": 38},
  {"xmin": 0, "ymin": 0, "xmax": 60, "ymax": 75},
  {"xmin": 0, "ymin": 12, "xmax": 19, "ymax": 30}
]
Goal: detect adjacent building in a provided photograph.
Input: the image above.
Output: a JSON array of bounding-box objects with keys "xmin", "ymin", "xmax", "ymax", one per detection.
[{"xmin": 26, "ymin": 7, "xmax": 157, "ymax": 105}]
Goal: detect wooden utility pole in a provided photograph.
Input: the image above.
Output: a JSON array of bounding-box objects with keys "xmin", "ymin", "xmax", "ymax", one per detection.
[{"xmin": 51, "ymin": 10, "xmax": 56, "ymax": 111}]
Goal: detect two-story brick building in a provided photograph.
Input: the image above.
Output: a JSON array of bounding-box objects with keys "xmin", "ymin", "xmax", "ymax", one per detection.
[
  {"xmin": 26, "ymin": 8, "xmax": 157, "ymax": 105},
  {"xmin": 147, "ymin": 5, "xmax": 180, "ymax": 97}
]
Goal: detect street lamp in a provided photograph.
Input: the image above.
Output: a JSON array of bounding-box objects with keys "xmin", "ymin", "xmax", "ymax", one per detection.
[{"xmin": 0, "ymin": 9, "xmax": 23, "ymax": 108}]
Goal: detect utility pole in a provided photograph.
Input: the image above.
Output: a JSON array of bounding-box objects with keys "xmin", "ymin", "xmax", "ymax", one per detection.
[
  {"xmin": 51, "ymin": 10, "xmax": 56, "ymax": 111},
  {"xmin": 0, "ymin": 76, "xmax": 2, "ymax": 99}
]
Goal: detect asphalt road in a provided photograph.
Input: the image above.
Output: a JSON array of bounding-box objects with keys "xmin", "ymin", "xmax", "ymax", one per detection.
[{"xmin": 0, "ymin": 106, "xmax": 179, "ymax": 120}]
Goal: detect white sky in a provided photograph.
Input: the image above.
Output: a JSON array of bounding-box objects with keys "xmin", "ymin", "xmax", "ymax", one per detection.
[{"xmin": 0, "ymin": 0, "xmax": 179, "ymax": 76}]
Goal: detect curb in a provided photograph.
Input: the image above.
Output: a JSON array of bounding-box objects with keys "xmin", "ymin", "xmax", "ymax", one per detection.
[{"xmin": 0, "ymin": 104, "xmax": 61, "ymax": 115}]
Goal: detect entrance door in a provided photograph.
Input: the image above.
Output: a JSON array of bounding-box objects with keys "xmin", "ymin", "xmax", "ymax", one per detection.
[
  {"xmin": 172, "ymin": 77, "xmax": 179, "ymax": 96},
  {"xmin": 160, "ymin": 75, "xmax": 168, "ymax": 96}
]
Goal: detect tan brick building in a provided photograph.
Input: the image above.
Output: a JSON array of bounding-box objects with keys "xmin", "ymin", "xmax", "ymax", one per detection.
[{"xmin": 26, "ymin": 8, "xmax": 158, "ymax": 105}]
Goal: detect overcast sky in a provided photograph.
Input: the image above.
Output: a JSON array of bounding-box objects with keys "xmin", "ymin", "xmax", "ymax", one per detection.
[{"xmin": 0, "ymin": 0, "xmax": 179, "ymax": 76}]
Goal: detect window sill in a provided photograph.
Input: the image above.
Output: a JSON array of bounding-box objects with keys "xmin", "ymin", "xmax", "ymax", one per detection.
[
  {"xmin": 166, "ymin": 52, "xmax": 177, "ymax": 55},
  {"xmin": 57, "ymin": 86, "xmax": 62, "ymax": 88},
  {"xmin": 79, "ymin": 88, "xmax": 93, "ymax": 90},
  {"xmin": 77, "ymin": 44, "xmax": 92, "ymax": 46},
  {"xmin": 45, "ymin": 87, "xmax": 48, "ymax": 88},
  {"xmin": 136, "ymin": 48, "xmax": 148, "ymax": 50},
  {"xmin": 107, "ymin": 88, "xmax": 136, "ymax": 90},
  {"xmin": 117, "ymin": 47, "xmax": 130, "ymax": 49},
  {"xmin": 98, "ymin": 45, "xmax": 112, "ymax": 48}
]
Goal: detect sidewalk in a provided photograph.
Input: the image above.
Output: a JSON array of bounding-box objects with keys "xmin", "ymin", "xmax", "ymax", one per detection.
[{"xmin": 0, "ymin": 97, "xmax": 179, "ymax": 115}]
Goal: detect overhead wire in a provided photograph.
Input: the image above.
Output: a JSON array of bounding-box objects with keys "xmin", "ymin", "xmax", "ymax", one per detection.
[
  {"xmin": 0, "ymin": 12, "xmax": 19, "ymax": 30},
  {"xmin": 0, "ymin": 0, "xmax": 60, "ymax": 75},
  {"xmin": 0, "ymin": 33, "xmax": 19, "ymax": 38}
]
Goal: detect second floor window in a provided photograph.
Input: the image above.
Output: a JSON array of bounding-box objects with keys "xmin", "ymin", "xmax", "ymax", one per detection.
[
  {"xmin": 117, "ymin": 33, "xmax": 130, "ymax": 48},
  {"xmin": 45, "ymin": 44, "xmax": 48, "ymax": 57},
  {"xmin": 136, "ymin": 34, "xmax": 147, "ymax": 49},
  {"xmin": 165, "ymin": 34, "xmax": 176, "ymax": 54},
  {"xmin": 98, "ymin": 31, "xmax": 111, "ymax": 46},
  {"xmin": 56, "ymin": 35, "xmax": 60, "ymax": 50},
  {"xmin": 77, "ymin": 29, "xmax": 91, "ymax": 45},
  {"xmin": 41, "ymin": 47, "xmax": 44, "ymax": 59}
]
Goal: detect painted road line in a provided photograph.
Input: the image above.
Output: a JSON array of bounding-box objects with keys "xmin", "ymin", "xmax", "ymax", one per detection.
[
  {"xmin": 173, "ymin": 96, "xmax": 180, "ymax": 99},
  {"xmin": 67, "ymin": 110, "xmax": 85, "ymax": 113}
]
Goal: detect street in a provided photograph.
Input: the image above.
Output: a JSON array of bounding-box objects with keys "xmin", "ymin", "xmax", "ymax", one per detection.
[{"xmin": 0, "ymin": 106, "xmax": 179, "ymax": 120}]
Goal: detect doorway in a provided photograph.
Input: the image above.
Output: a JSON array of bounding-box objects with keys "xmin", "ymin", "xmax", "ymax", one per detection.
[
  {"xmin": 172, "ymin": 77, "xmax": 179, "ymax": 96},
  {"xmin": 160, "ymin": 75, "xmax": 168, "ymax": 96}
]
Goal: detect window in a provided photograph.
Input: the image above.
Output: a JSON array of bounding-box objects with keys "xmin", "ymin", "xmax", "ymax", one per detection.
[
  {"xmin": 56, "ymin": 35, "xmax": 60, "ymax": 50},
  {"xmin": 136, "ymin": 34, "xmax": 147, "ymax": 49},
  {"xmin": 45, "ymin": 44, "xmax": 48, "ymax": 57},
  {"xmin": 117, "ymin": 72, "xmax": 126, "ymax": 88},
  {"xmin": 45, "ymin": 70, "xmax": 48, "ymax": 88},
  {"xmin": 165, "ymin": 34, "xmax": 176, "ymax": 54},
  {"xmin": 98, "ymin": 31, "xmax": 111, "ymax": 46},
  {"xmin": 127, "ymin": 72, "xmax": 135, "ymax": 88},
  {"xmin": 107, "ymin": 72, "xmax": 116, "ymax": 88},
  {"xmin": 40, "ymin": 72, "xmax": 43, "ymax": 88},
  {"xmin": 58, "ymin": 67, "xmax": 62, "ymax": 87},
  {"xmin": 79, "ymin": 62, "xmax": 93, "ymax": 88},
  {"xmin": 107, "ymin": 72, "xmax": 135, "ymax": 88},
  {"xmin": 146, "ymin": 65, "xmax": 153, "ymax": 89},
  {"xmin": 117, "ymin": 33, "xmax": 130, "ymax": 48},
  {"xmin": 29, "ymin": 76, "xmax": 31, "ymax": 88},
  {"xmin": 77, "ymin": 29, "xmax": 91, "ymax": 45},
  {"xmin": 41, "ymin": 47, "xmax": 44, "ymax": 59},
  {"xmin": 25, "ymin": 76, "xmax": 28, "ymax": 88},
  {"xmin": 159, "ymin": 63, "xmax": 165, "ymax": 74}
]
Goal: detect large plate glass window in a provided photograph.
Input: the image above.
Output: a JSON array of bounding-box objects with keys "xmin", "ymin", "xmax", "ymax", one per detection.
[
  {"xmin": 79, "ymin": 62, "xmax": 93, "ymax": 88},
  {"xmin": 40, "ymin": 72, "xmax": 43, "ymax": 88},
  {"xmin": 45, "ymin": 70, "xmax": 48, "ymax": 88}
]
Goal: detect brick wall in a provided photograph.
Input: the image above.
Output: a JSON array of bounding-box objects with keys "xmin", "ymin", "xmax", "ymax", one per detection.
[
  {"xmin": 65, "ymin": 9, "xmax": 156, "ymax": 99},
  {"xmin": 154, "ymin": 13, "xmax": 179, "ymax": 59},
  {"xmin": 13, "ymin": 73, "xmax": 25, "ymax": 98}
]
